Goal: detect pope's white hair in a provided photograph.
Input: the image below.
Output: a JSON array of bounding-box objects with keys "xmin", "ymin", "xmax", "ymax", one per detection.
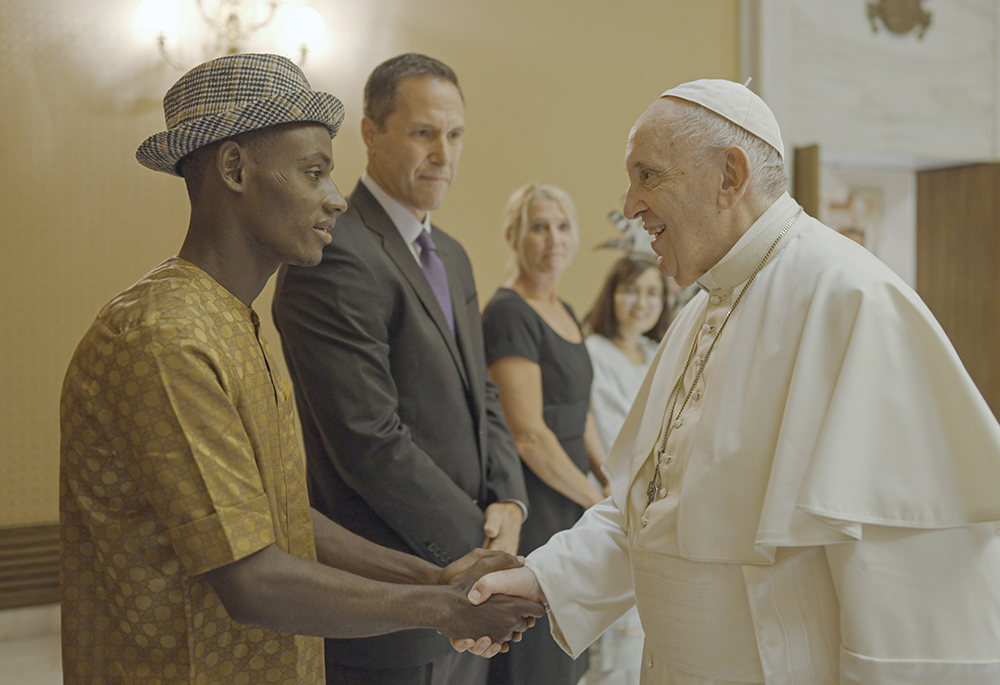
[{"xmin": 668, "ymin": 99, "xmax": 788, "ymax": 201}]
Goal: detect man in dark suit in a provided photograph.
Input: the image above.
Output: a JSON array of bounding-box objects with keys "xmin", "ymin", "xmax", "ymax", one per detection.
[{"xmin": 273, "ymin": 54, "xmax": 527, "ymax": 684}]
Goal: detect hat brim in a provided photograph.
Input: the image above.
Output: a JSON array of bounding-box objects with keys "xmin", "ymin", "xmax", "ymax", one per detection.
[{"xmin": 136, "ymin": 90, "xmax": 345, "ymax": 176}]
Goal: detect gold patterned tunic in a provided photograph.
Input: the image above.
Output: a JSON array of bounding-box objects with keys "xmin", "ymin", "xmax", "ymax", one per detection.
[{"xmin": 60, "ymin": 257, "xmax": 322, "ymax": 685}]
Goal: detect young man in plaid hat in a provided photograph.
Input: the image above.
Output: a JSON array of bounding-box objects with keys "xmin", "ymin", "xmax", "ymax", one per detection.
[{"xmin": 59, "ymin": 53, "xmax": 542, "ymax": 685}]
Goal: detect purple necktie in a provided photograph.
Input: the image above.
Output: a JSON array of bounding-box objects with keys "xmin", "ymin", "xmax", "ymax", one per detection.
[{"xmin": 415, "ymin": 230, "xmax": 455, "ymax": 335}]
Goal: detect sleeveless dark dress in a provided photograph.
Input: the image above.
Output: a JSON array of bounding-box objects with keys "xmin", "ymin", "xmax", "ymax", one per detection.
[{"xmin": 481, "ymin": 288, "xmax": 592, "ymax": 685}]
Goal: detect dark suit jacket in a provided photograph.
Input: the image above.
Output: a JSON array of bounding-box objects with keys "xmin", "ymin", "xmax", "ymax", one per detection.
[{"xmin": 272, "ymin": 181, "xmax": 526, "ymax": 669}]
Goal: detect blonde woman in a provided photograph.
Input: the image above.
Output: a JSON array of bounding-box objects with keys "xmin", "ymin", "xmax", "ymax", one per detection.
[{"xmin": 481, "ymin": 183, "xmax": 605, "ymax": 685}]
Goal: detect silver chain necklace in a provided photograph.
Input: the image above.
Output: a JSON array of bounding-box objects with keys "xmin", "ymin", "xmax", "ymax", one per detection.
[{"xmin": 646, "ymin": 212, "xmax": 800, "ymax": 506}]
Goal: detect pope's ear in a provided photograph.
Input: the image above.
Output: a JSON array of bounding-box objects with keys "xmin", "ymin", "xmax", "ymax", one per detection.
[
  {"xmin": 718, "ymin": 146, "xmax": 751, "ymax": 209},
  {"xmin": 218, "ymin": 140, "xmax": 246, "ymax": 192}
]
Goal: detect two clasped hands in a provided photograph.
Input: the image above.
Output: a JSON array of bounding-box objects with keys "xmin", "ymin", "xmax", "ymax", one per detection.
[{"xmin": 438, "ymin": 548, "xmax": 549, "ymax": 659}]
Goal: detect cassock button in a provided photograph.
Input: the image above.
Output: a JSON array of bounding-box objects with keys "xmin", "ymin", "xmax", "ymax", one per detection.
[
  {"xmin": 710, "ymin": 295, "xmax": 721, "ymax": 305},
  {"xmin": 645, "ymin": 655, "xmax": 654, "ymax": 668},
  {"xmin": 673, "ymin": 419, "xmax": 683, "ymax": 429},
  {"xmin": 693, "ymin": 355, "xmax": 702, "ymax": 367},
  {"xmin": 702, "ymin": 323, "xmax": 715, "ymax": 334},
  {"xmin": 694, "ymin": 390, "xmax": 703, "ymax": 402},
  {"xmin": 641, "ymin": 516, "xmax": 649, "ymax": 527},
  {"xmin": 658, "ymin": 488, "xmax": 667, "ymax": 499}
]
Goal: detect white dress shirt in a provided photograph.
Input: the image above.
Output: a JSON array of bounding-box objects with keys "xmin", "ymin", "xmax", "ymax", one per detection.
[{"xmin": 361, "ymin": 172, "xmax": 431, "ymax": 263}]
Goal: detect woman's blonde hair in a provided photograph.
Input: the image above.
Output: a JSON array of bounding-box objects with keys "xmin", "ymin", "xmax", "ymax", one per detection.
[{"xmin": 500, "ymin": 182, "xmax": 579, "ymax": 275}]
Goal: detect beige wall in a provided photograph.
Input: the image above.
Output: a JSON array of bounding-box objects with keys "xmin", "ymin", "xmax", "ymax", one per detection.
[{"xmin": 0, "ymin": 0, "xmax": 738, "ymax": 526}]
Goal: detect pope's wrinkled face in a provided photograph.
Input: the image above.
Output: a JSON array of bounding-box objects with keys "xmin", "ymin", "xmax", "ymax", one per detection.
[
  {"xmin": 622, "ymin": 98, "xmax": 724, "ymax": 287},
  {"xmin": 363, "ymin": 75, "xmax": 465, "ymax": 220},
  {"xmin": 242, "ymin": 123, "xmax": 347, "ymax": 268}
]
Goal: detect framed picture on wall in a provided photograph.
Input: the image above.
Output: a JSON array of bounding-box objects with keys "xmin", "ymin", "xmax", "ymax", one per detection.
[{"xmin": 818, "ymin": 165, "xmax": 917, "ymax": 287}]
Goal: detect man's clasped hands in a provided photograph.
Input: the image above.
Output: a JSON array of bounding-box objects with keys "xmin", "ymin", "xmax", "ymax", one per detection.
[{"xmin": 438, "ymin": 549, "xmax": 549, "ymax": 658}]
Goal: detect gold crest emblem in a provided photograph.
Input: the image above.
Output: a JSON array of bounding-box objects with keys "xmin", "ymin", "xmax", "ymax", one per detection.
[{"xmin": 868, "ymin": 0, "xmax": 932, "ymax": 39}]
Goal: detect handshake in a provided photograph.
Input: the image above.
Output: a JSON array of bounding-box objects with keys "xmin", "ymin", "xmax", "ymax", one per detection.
[{"xmin": 434, "ymin": 549, "xmax": 548, "ymax": 659}]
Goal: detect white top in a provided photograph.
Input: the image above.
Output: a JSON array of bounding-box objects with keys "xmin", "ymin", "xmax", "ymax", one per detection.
[
  {"xmin": 585, "ymin": 334, "xmax": 660, "ymax": 454},
  {"xmin": 526, "ymin": 193, "xmax": 1000, "ymax": 683}
]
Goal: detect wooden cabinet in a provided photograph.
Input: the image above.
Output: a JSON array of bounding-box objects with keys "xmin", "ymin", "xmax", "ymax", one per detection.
[{"xmin": 917, "ymin": 163, "xmax": 1000, "ymax": 419}]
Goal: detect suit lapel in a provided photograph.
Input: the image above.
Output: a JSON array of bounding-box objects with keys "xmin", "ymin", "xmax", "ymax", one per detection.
[
  {"xmin": 352, "ymin": 183, "xmax": 471, "ymax": 391},
  {"xmin": 435, "ymin": 236, "xmax": 479, "ymax": 397}
]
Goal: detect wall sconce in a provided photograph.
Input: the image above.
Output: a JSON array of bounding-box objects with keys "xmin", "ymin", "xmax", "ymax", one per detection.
[
  {"xmin": 135, "ymin": 0, "xmax": 325, "ymax": 69},
  {"xmin": 280, "ymin": 6, "xmax": 325, "ymax": 64}
]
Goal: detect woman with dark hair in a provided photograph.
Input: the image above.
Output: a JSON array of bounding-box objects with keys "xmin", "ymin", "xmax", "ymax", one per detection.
[
  {"xmin": 581, "ymin": 254, "xmax": 670, "ymax": 685},
  {"xmin": 585, "ymin": 255, "xmax": 671, "ymax": 453},
  {"xmin": 482, "ymin": 182, "xmax": 605, "ymax": 685}
]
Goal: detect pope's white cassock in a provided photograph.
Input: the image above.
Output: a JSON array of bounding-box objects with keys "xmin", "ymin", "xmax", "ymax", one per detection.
[{"xmin": 524, "ymin": 192, "xmax": 1000, "ymax": 684}]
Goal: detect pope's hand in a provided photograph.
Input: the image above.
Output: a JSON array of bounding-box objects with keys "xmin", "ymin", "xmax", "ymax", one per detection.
[
  {"xmin": 468, "ymin": 566, "xmax": 546, "ymax": 607},
  {"xmin": 450, "ymin": 566, "xmax": 548, "ymax": 657}
]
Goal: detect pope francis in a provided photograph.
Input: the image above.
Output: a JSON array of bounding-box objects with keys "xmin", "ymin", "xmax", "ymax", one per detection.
[{"xmin": 457, "ymin": 79, "xmax": 1000, "ymax": 684}]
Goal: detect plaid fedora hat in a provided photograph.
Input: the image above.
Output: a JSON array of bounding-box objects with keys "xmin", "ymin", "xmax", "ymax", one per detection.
[{"xmin": 137, "ymin": 53, "xmax": 345, "ymax": 176}]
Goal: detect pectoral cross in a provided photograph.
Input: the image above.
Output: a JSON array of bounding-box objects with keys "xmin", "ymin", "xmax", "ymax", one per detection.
[{"xmin": 646, "ymin": 470, "xmax": 660, "ymax": 506}]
